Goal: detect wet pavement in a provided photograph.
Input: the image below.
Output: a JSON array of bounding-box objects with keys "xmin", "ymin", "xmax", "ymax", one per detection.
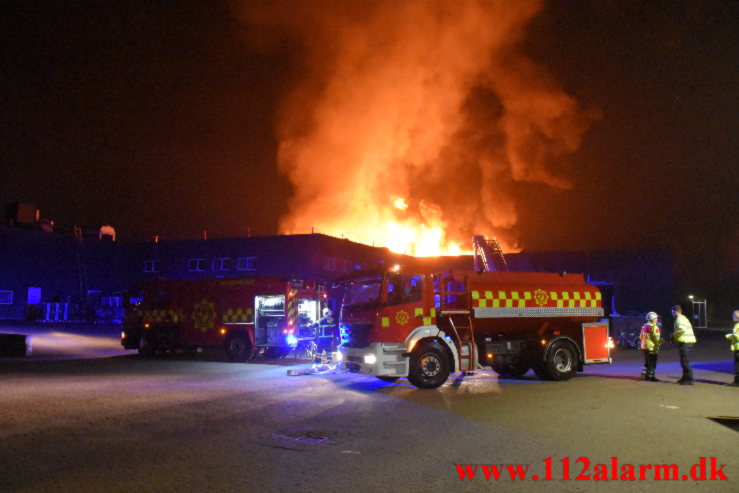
[{"xmin": 1, "ymin": 324, "xmax": 737, "ymax": 492}]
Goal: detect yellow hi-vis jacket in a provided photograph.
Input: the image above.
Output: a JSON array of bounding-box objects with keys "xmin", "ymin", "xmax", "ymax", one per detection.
[
  {"xmin": 673, "ymin": 314, "xmax": 696, "ymax": 343},
  {"xmin": 726, "ymin": 322, "xmax": 739, "ymax": 351},
  {"xmin": 641, "ymin": 322, "xmax": 661, "ymax": 353}
]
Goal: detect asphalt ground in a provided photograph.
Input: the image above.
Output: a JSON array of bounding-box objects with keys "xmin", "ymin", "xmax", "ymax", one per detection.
[{"xmin": 0, "ymin": 324, "xmax": 737, "ymax": 492}]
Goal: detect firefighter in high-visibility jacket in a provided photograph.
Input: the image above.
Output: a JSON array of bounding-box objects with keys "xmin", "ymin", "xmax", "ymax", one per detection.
[
  {"xmin": 308, "ymin": 308, "xmax": 337, "ymax": 364},
  {"xmin": 640, "ymin": 312, "xmax": 662, "ymax": 381},
  {"xmin": 316, "ymin": 308, "xmax": 337, "ymax": 353},
  {"xmin": 726, "ymin": 310, "xmax": 739, "ymax": 387},
  {"xmin": 671, "ymin": 305, "xmax": 696, "ymax": 385}
]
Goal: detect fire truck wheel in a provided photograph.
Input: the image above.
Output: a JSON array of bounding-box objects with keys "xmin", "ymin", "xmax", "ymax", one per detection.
[
  {"xmin": 407, "ymin": 341, "xmax": 450, "ymax": 389},
  {"xmin": 137, "ymin": 334, "xmax": 156, "ymax": 357},
  {"xmin": 543, "ymin": 340, "xmax": 578, "ymax": 381},
  {"xmin": 492, "ymin": 361, "xmax": 530, "ymax": 378},
  {"xmin": 225, "ymin": 332, "xmax": 253, "ymax": 362}
]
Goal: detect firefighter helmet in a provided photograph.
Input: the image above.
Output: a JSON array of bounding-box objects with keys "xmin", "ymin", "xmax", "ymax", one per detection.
[{"xmin": 646, "ymin": 311, "xmax": 659, "ymax": 322}]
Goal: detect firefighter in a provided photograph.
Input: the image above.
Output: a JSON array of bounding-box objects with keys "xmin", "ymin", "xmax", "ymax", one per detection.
[
  {"xmin": 671, "ymin": 305, "xmax": 696, "ymax": 385},
  {"xmin": 312, "ymin": 308, "xmax": 337, "ymax": 356},
  {"xmin": 725, "ymin": 310, "xmax": 739, "ymax": 387},
  {"xmin": 640, "ymin": 312, "xmax": 661, "ymax": 381}
]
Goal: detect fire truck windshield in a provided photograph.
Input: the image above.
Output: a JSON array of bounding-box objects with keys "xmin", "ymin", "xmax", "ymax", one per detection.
[{"xmin": 343, "ymin": 278, "xmax": 382, "ymax": 310}]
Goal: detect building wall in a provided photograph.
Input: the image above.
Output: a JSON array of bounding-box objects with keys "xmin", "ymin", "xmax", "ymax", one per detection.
[
  {"xmin": 126, "ymin": 234, "xmax": 397, "ymax": 282},
  {"xmin": 0, "ymin": 230, "xmax": 402, "ymax": 321},
  {"xmin": 1, "ymin": 226, "xmax": 675, "ymax": 322}
]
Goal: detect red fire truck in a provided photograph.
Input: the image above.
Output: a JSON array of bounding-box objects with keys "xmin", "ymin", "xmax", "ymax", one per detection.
[
  {"xmin": 337, "ymin": 266, "xmax": 611, "ymax": 389},
  {"xmin": 121, "ymin": 277, "xmax": 327, "ymax": 361}
]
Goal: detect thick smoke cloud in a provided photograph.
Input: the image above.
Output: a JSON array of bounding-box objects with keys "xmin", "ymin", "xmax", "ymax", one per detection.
[{"xmin": 233, "ymin": 0, "xmax": 598, "ymax": 255}]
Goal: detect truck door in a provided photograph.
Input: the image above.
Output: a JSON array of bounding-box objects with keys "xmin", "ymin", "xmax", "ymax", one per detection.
[{"xmin": 376, "ymin": 273, "xmax": 430, "ymax": 342}]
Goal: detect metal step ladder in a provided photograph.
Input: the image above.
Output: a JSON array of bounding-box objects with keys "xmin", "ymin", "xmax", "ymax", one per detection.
[
  {"xmin": 437, "ymin": 272, "xmax": 477, "ymax": 371},
  {"xmin": 447, "ymin": 313, "xmax": 477, "ymax": 371}
]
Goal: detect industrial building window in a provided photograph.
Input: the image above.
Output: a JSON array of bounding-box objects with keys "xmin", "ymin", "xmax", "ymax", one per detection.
[
  {"xmin": 188, "ymin": 258, "xmax": 206, "ymax": 272},
  {"xmin": 0, "ymin": 291, "xmax": 13, "ymax": 304},
  {"xmin": 144, "ymin": 260, "xmax": 160, "ymax": 273},
  {"xmin": 212, "ymin": 257, "xmax": 232, "ymax": 271},
  {"xmin": 322, "ymin": 256, "xmax": 336, "ymax": 272},
  {"xmin": 236, "ymin": 257, "xmax": 257, "ymax": 271}
]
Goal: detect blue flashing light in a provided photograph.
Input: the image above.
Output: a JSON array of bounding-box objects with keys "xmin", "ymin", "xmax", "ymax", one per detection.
[{"xmin": 286, "ymin": 335, "xmax": 298, "ymax": 346}]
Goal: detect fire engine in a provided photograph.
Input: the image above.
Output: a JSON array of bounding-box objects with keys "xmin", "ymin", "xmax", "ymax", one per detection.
[
  {"xmin": 121, "ymin": 276, "xmax": 327, "ymax": 361},
  {"xmin": 337, "ymin": 237, "xmax": 611, "ymax": 389}
]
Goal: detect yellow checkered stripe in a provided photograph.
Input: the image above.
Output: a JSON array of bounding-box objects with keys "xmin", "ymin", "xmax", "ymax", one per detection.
[
  {"xmin": 223, "ymin": 307, "xmax": 253, "ymax": 323},
  {"xmin": 471, "ymin": 290, "xmax": 531, "ymax": 308},
  {"xmin": 381, "ymin": 307, "xmax": 437, "ymax": 328},
  {"xmin": 549, "ymin": 290, "xmax": 601, "ymax": 308},
  {"xmin": 471, "ymin": 290, "xmax": 601, "ymax": 308},
  {"xmin": 143, "ymin": 309, "xmax": 182, "ymax": 323}
]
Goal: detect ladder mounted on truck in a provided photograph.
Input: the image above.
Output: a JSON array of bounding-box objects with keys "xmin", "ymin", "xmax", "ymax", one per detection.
[
  {"xmin": 436, "ymin": 273, "xmax": 477, "ymax": 371},
  {"xmin": 447, "ymin": 313, "xmax": 476, "ymax": 371},
  {"xmin": 473, "ymin": 235, "xmax": 508, "ymax": 272}
]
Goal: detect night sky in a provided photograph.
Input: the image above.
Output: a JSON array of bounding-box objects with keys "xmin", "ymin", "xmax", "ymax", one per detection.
[{"xmin": 2, "ymin": 1, "xmax": 737, "ymax": 296}]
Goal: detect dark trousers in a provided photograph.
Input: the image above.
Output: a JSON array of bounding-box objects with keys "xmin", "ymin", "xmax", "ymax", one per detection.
[
  {"xmin": 734, "ymin": 351, "xmax": 739, "ymax": 383},
  {"xmin": 678, "ymin": 342, "xmax": 694, "ymax": 382},
  {"xmin": 642, "ymin": 350, "xmax": 658, "ymax": 378}
]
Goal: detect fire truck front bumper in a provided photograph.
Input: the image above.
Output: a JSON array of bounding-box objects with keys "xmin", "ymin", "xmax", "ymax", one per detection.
[{"xmin": 339, "ymin": 343, "xmax": 408, "ymax": 377}]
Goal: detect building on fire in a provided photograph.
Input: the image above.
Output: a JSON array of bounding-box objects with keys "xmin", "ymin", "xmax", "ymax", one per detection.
[{"xmin": 0, "ymin": 202, "xmax": 675, "ymax": 324}]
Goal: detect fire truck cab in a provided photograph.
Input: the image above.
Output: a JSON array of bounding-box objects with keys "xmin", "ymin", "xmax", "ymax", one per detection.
[
  {"xmin": 122, "ymin": 276, "xmax": 327, "ymax": 361},
  {"xmin": 338, "ymin": 267, "xmax": 611, "ymax": 389}
]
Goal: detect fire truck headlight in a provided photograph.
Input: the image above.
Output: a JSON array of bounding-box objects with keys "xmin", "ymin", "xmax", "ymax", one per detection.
[
  {"xmin": 607, "ymin": 337, "xmax": 615, "ymax": 349},
  {"xmin": 121, "ymin": 332, "xmax": 126, "ymax": 340},
  {"xmin": 334, "ymin": 351, "xmax": 343, "ymax": 362},
  {"xmin": 286, "ymin": 335, "xmax": 298, "ymax": 346},
  {"xmin": 364, "ymin": 353, "xmax": 377, "ymax": 365}
]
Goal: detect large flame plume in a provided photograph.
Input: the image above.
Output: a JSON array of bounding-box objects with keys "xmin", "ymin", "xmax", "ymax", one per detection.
[{"xmin": 234, "ymin": 0, "xmax": 599, "ymax": 256}]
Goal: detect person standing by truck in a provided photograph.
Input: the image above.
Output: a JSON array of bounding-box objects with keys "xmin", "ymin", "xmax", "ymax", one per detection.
[
  {"xmin": 640, "ymin": 312, "xmax": 661, "ymax": 381},
  {"xmin": 316, "ymin": 307, "xmax": 337, "ymax": 352},
  {"xmin": 671, "ymin": 305, "xmax": 696, "ymax": 385},
  {"xmin": 307, "ymin": 307, "xmax": 337, "ymax": 364},
  {"xmin": 726, "ymin": 310, "xmax": 739, "ymax": 387}
]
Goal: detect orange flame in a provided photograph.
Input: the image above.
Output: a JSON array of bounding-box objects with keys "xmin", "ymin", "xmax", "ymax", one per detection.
[{"xmin": 236, "ymin": 0, "xmax": 599, "ymax": 256}]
